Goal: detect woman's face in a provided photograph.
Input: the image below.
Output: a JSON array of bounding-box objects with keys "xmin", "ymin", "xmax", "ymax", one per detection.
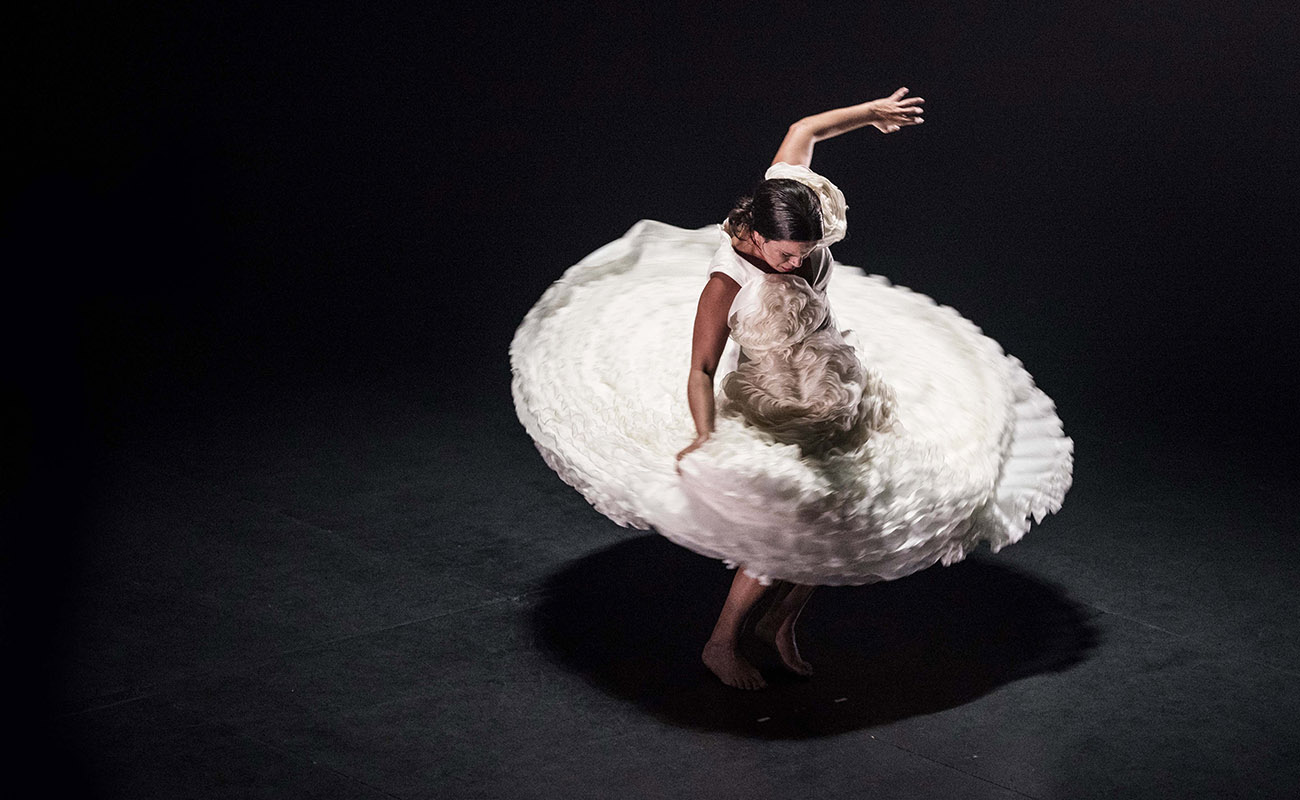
[{"xmin": 752, "ymin": 233, "xmax": 816, "ymax": 272}]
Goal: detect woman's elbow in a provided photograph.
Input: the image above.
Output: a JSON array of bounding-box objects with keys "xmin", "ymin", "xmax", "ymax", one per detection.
[
  {"xmin": 788, "ymin": 118, "xmax": 816, "ymax": 140},
  {"xmin": 690, "ymin": 363, "xmax": 718, "ymax": 380}
]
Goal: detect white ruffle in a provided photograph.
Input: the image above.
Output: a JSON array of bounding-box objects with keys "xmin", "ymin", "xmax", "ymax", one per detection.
[
  {"xmin": 721, "ymin": 273, "xmax": 892, "ymax": 456},
  {"xmin": 510, "ymin": 220, "xmax": 1073, "ymax": 586}
]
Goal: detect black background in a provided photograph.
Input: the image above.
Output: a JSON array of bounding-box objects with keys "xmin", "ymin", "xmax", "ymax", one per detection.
[
  {"xmin": 10, "ymin": 2, "xmax": 1298, "ymax": 430},
  {"xmin": 6, "ymin": 0, "xmax": 1299, "ymax": 770}
]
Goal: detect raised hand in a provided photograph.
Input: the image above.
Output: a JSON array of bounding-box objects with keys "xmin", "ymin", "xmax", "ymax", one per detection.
[
  {"xmin": 868, "ymin": 87, "xmax": 925, "ymax": 134},
  {"xmin": 771, "ymin": 86, "xmax": 928, "ymax": 166}
]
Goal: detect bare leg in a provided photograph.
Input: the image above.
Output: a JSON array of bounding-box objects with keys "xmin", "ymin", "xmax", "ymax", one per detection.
[
  {"xmin": 755, "ymin": 582, "xmax": 817, "ymax": 676},
  {"xmin": 702, "ymin": 568, "xmax": 769, "ymax": 690},
  {"xmin": 761, "ymin": 579, "xmax": 796, "ymax": 609}
]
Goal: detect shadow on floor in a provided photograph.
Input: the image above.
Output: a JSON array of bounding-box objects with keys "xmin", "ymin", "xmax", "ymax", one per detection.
[{"xmin": 532, "ymin": 535, "xmax": 1098, "ymax": 739}]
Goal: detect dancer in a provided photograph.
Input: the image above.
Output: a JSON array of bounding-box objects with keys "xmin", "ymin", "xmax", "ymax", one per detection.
[{"xmin": 511, "ymin": 88, "xmax": 1072, "ymax": 690}]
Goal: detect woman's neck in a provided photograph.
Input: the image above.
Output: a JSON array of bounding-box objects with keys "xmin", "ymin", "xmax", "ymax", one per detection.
[{"xmin": 730, "ymin": 232, "xmax": 773, "ymax": 272}]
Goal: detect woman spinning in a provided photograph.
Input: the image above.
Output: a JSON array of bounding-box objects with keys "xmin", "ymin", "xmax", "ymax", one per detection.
[
  {"xmin": 511, "ymin": 87, "xmax": 1071, "ymax": 692},
  {"xmin": 676, "ymin": 88, "xmax": 925, "ymax": 689}
]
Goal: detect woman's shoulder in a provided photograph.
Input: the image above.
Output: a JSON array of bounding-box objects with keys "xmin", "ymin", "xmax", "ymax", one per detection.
[{"xmin": 707, "ymin": 226, "xmax": 760, "ymax": 286}]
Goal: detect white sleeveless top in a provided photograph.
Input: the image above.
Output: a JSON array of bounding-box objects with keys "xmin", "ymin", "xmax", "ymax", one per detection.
[{"xmin": 706, "ymin": 233, "xmax": 833, "ymax": 295}]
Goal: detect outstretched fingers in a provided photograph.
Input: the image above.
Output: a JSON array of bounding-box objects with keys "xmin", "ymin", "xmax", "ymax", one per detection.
[
  {"xmin": 873, "ymin": 88, "xmax": 926, "ymax": 132},
  {"xmin": 897, "ymin": 96, "xmax": 925, "ymax": 119}
]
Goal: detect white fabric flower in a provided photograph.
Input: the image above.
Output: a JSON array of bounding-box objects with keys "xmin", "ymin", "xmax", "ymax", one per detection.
[{"xmin": 764, "ymin": 162, "xmax": 849, "ymax": 247}]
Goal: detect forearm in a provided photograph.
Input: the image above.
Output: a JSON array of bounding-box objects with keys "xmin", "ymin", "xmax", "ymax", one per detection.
[
  {"xmin": 686, "ymin": 369, "xmax": 717, "ymax": 439},
  {"xmin": 795, "ymin": 101, "xmax": 881, "ymax": 143},
  {"xmin": 773, "ymin": 101, "xmax": 881, "ymax": 168}
]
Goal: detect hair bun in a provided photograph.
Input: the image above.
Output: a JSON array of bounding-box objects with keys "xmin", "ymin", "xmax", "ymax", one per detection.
[{"xmin": 726, "ymin": 195, "xmax": 755, "ymax": 235}]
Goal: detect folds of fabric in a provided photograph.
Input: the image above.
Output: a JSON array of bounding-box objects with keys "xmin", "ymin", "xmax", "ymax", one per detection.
[{"xmin": 510, "ymin": 220, "xmax": 1072, "ymax": 586}]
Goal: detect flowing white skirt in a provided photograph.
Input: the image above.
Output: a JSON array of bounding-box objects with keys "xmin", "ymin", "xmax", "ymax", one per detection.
[{"xmin": 510, "ymin": 220, "xmax": 1073, "ymax": 585}]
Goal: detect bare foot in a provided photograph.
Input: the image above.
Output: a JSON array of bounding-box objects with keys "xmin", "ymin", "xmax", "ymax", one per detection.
[
  {"xmin": 702, "ymin": 640, "xmax": 767, "ymax": 690},
  {"xmin": 755, "ymin": 614, "xmax": 813, "ymax": 676}
]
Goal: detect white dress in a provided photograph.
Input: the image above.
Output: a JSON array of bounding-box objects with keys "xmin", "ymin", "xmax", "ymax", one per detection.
[{"xmin": 510, "ymin": 164, "xmax": 1073, "ymax": 586}]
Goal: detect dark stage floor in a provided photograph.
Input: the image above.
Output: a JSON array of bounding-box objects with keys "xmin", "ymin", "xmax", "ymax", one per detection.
[
  {"xmin": 9, "ymin": 2, "xmax": 1300, "ymax": 798},
  {"xmin": 16, "ymin": 362, "xmax": 1296, "ymax": 799}
]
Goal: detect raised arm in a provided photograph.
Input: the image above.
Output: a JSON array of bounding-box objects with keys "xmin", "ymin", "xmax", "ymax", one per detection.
[
  {"xmin": 677, "ymin": 274, "xmax": 741, "ymax": 463},
  {"xmin": 771, "ymin": 87, "xmax": 925, "ymax": 168}
]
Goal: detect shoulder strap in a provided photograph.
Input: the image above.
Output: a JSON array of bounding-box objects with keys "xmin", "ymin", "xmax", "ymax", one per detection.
[{"xmin": 811, "ymin": 248, "xmax": 832, "ymax": 291}]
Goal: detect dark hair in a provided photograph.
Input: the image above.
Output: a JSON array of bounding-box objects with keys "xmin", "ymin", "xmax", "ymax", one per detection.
[{"xmin": 726, "ymin": 178, "xmax": 823, "ymax": 243}]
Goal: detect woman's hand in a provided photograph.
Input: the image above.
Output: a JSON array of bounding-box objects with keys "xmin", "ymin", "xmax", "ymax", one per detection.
[
  {"xmin": 867, "ymin": 87, "xmax": 925, "ymax": 134},
  {"xmin": 676, "ymin": 434, "xmax": 710, "ymax": 464}
]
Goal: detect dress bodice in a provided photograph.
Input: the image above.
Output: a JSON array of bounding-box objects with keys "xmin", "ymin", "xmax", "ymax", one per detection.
[{"xmin": 707, "ymin": 231, "xmax": 832, "ymax": 291}]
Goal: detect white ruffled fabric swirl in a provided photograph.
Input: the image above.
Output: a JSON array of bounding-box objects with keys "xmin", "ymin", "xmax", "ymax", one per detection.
[
  {"xmin": 510, "ymin": 220, "xmax": 1073, "ymax": 586},
  {"xmin": 720, "ymin": 273, "xmax": 894, "ymax": 456}
]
